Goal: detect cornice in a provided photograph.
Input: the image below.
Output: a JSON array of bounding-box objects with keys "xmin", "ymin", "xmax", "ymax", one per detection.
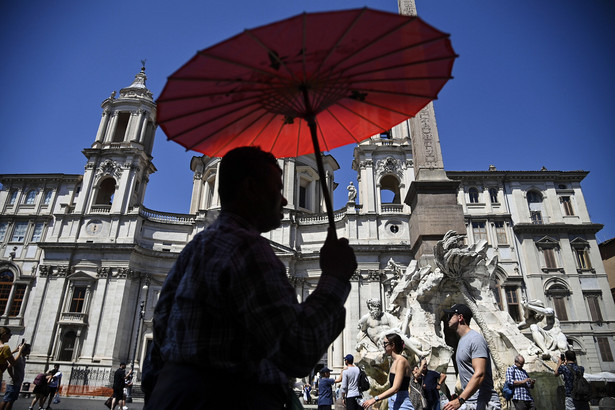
[
  {"xmin": 513, "ymin": 223, "xmax": 603, "ymax": 235},
  {"xmin": 447, "ymin": 170, "xmax": 589, "ymax": 182},
  {"xmin": 0, "ymin": 174, "xmax": 82, "ymax": 183},
  {"xmin": 37, "ymin": 242, "xmax": 137, "ymax": 252}
]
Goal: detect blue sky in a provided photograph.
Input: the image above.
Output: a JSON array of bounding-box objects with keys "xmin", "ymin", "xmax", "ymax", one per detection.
[{"xmin": 1, "ymin": 0, "xmax": 613, "ymax": 241}]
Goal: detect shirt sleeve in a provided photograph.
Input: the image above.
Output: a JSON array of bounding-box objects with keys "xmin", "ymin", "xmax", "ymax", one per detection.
[
  {"xmin": 341, "ymin": 370, "xmax": 348, "ymax": 394},
  {"xmin": 470, "ymin": 334, "xmax": 490, "ymax": 360},
  {"xmin": 505, "ymin": 366, "xmax": 513, "ymax": 385},
  {"xmin": 230, "ymin": 235, "xmax": 350, "ymax": 377}
]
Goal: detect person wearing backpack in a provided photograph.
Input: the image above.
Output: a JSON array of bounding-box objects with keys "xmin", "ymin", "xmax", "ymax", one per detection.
[
  {"xmin": 554, "ymin": 351, "xmax": 590, "ymax": 410},
  {"xmin": 505, "ymin": 355, "xmax": 536, "ymax": 410},
  {"xmin": 340, "ymin": 354, "xmax": 362, "ymax": 410}
]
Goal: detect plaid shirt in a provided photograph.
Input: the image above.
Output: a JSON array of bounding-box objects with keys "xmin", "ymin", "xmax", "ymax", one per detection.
[
  {"xmin": 505, "ymin": 365, "xmax": 533, "ymax": 401},
  {"xmin": 151, "ymin": 212, "xmax": 350, "ymax": 384},
  {"xmin": 558, "ymin": 362, "xmax": 584, "ymax": 397}
]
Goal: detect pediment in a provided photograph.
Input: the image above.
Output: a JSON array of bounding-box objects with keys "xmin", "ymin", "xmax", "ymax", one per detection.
[
  {"xmin": 268, "ymin": 240, "xmax": 296, "ymax": 256},
  {"xmin": 535, "ymin": 236, "xmax": 559, "ymax": 248},
  {"xmin": 570, "ymin": 237, "xmax": 589, "ymax": 248},
  {"xmin": 67, "ymin": 271, "xmax": 96, "ymax": 283}
]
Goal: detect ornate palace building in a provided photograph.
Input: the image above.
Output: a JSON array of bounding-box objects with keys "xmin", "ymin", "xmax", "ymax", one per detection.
[{"xmin": 1, "ymin": 65, "xmax": 613, "ymax": 391}]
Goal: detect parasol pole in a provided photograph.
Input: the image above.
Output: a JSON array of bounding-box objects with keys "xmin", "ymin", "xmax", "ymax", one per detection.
[{"xmin": 302, "ymin": 86, "xmax": 337, "ymax": 239}]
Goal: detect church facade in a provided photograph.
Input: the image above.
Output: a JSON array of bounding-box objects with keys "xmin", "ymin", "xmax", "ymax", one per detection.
[{"xmin": 1, "ymin": 67, "xmax": 613, "ymax": 389}]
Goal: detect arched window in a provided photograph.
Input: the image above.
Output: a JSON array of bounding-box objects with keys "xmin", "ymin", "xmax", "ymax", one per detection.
[
  {"xmin": 527, "ymin": 190, "xmax": 544, "ymax": 224},
  {"xmin": 380, "ymin": 175, "xmax": 400, "ymax": 204},
  {"xmin": 527, "ymin": 190, "xmax": 542, "ymax": 203},
  {"xmin": 546, "ymin": 284, "xmax": 570, "ymax": 321},
  {"xmin": 468, "ymin": 187, "xmax": 479, "ymax": 203},
  {"xmin": 43, "ymin": 189, "xmax": 53, "ymax": 205},
  {"xmin": 0, "ymin": 270, "xmax": 27, "ymax": 317},
  {"xmin": 489, "ymin": 188, "xmax": 499, "ymax": 203},
  {"xmin": 95, "ymin": 178, "xmax": 116, "ymax": 205},
  {"xmin": 8, "ymin": 190, "xmax": 18, "ymax": 206},
  {"xmin": 24, "ymin": 190, "xmax": 37, "ymax": 205},
  {"xmin": 59, "ymin": 331, "xmax": 77, "ymax": 361},
  {"xmin": 0, "ymin": 271, "xmax": 13, "ymax": 314}
]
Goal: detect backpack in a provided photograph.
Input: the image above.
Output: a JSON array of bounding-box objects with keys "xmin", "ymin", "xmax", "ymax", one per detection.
[
  {"xmin": 358, "ymin": 368, "xmax": 370, "ymax": 392},
  {"xmin": 33, "ymin": 373, "xmax": 46, "ymax": 386},
  {"xmin": 567, "ymin": 364, "xmax": 591, "ymax": 402},
  {"xmin": 501, "ymin": 381, "xmax": 514, "ymax": 401},
  {"xmin": 501, "ymin": 366, "xmax": 515, "ymax": 400}
]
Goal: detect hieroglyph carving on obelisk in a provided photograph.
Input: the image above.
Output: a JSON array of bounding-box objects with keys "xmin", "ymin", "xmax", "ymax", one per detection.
[{"xmin": 398, "ymin": 0, "xmax": 449, "ymax": 182}]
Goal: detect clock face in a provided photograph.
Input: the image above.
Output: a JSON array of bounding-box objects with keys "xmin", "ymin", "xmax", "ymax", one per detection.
[{"xmin": 86, "ymin": 220, "xmax": 103, "ymax": 235}]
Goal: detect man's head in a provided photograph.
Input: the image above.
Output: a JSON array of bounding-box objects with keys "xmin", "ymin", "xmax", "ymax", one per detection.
[
  {"xmin": 22, "ymin": 343, "xmax": 31, "ymax": 356},
  {"xmin": 444, "ymin": 303, "xmax": 473, "ymax": 328},
  {"xmin": 53, "ymin": 364, "xmax": 60, "ymax": 371},
  {"xmin": 565, "ymin": 350, "xmax": 576, "ymax": 362},
  {"xmin": 320, "ymin": 366, "xmax": 331, "ymax": 377},
  {"xmin": 0, "ymin": 326, "xmax": 11, "ymax": 343},
  {"xmin": 344, "ymin": 354, "xmax": 354, "ymax": 364},
  {"xmin": 120, "ymin": 362, "xmax": 126, "ymax": 369},
  {"xmin": 219, "ymin": 146, "xmax": 287, "ymax": 232},
  {"xmin": 420, "ymin": 358, "xmax": 428, "ymax": 374},
  {"xmin": 514, "ymin": 354, "xmax": 525, "ymax": 368},
  {"xmin": 367, "ymin": 298, "xmax": 383, "ymax": 319}
]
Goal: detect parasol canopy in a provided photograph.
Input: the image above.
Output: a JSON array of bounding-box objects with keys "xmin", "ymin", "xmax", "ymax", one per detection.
[{"xmin": 157, "ymin": 7, "xmax": 457, "ymax": 231}]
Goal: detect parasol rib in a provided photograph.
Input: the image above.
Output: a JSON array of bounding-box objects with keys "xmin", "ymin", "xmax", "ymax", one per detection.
[
  {"xmin": 181, "ymin": 105, "xmax": 270, "ymax": 150},
  {"xmin": 323, "ymin": 108, "xmax": 367, "ymax": 145},
  {"xmin": 242, "ymin": 26, "xmax": 301, "ymax": 85},
  {"xmin": 313, "ymin": 8, "xmax": 370, "ymax": 75},
  {"xmin": 343, "ymin": 54, "xmax": 458, "ymax": 81},
  {"xmin": 209, "ymin": 112, "xmax": 280, "ymax": 157}
]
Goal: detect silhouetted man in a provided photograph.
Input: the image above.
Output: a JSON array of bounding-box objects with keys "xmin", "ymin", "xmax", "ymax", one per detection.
[{"xmin": 144, "ymin": 147, "xmax": 357, "ymax": 409}]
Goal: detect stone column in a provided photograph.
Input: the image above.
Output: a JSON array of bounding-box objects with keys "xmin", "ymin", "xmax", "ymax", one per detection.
[{"xmin": 94, "ymin": 111, "xmax": 110, "ymax": 146}]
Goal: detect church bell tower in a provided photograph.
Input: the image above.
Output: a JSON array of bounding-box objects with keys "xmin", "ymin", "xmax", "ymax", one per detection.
[{"xmin": 73, "ymin": 65, "xmax": 157, "ymax": 215}]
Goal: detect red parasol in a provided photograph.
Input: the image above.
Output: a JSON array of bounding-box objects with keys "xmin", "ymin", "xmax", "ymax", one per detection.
[{"xmin": 157, "ymin": 7, "xmax": 456, "ymax": 232}]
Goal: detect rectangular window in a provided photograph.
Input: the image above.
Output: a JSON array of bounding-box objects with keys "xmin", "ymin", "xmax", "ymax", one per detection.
[
  {"xmin": 530, "ymin": 211, "xmax": 543, "ymax": 224},
  {"xmin": 586, "ymin": 296, "xmax": 603, "ymax": 322},
  {"xmin": 299, "ymin": 185, "xmax": 307, "ymax": 209},
  {"xmin": 10, "ymin": 222, "xmax": 28, "ymax": 243},
  {"xmin": 494, "ymin": 221, "xmax": 507, "ymax": 245},
  {"xmin": 505, "ymin": 287, "xmax": 521, "ymax": 322},
  {"xmin": 31, "ymin": 223, "xmax": 44, "ymax": 242},
  {"xmin": 598, "ymin": 337, "xmax": 614, "ymax": 362},
  {"xmin": 70, "ymin": 286, "xmax": 87, "ymax": 313},
  {"xmin": 553, "ymin": 297, "xmax": 568, "ymax": 321},
  {"xmin": 8, "ymin": 285, "xmax": 26, "ymax": 317},
  {"xmin": 0, "ymin": 223, "xmax": 7, "ymax": 242},
  {"xmin": 561, "ymin": 196, "xmax": 574, "ymax": 216},
  {"xmin": 543, "ymin": 248, "xmax": 557, "ymax": 269},
  {"xmin": 575, "ymin": 249, "xmax": 592, "ymax": 270},
  {"xmin": 472, "ymin": 221, "xmax": 487, "ymax": 242}
]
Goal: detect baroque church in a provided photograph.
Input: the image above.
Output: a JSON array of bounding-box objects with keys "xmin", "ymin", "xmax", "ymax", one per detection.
[{"xmin": 1, "ymin": 63, "xmax": 613, "ymax": 390}]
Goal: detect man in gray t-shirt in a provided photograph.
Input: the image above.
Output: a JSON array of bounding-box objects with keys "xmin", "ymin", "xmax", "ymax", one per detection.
[
  {"xmin": 443, "ymin": 304, "xmax": 500, "ymax": 410},
  {"xmin": 340, "ymin": 354, "xmax": 362, "ymax": 410}
]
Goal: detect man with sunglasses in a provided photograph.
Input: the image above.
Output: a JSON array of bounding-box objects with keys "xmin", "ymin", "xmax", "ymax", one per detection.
[{"xmin": 442, "ymin": 304, "xmax": 500, "ymax": 410}]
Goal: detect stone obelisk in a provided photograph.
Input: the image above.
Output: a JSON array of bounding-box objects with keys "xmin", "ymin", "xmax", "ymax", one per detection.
[{"xmin": 398, "ymin": 0, "xmax": 465, "ymax": 264}]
